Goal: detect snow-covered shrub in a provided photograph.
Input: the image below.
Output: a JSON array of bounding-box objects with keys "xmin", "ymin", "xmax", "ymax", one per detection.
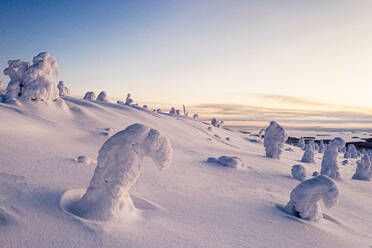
[
  {"xmin": 312, "ymin": 171, "xmax": 319, "ymax": 177},
  {"xmin": 57, "ymin": 81, "xmax": 70, "ymax": 96},
  {"xmin": 175, "ymin": 109, "xmax": 180, "ymax": 115},
  {"xmin": 301, "ymin": 143, "xmax": 315, "ymax": 163},
  {"xmin": 344, "ymin": 144, "xmax": 358, "ymax": 158},
  {"xmin": 125, "ymin": 93, "xmax": 133, "ymax": 105},
  {"xmin": 291, "ymin": 165, "xmax": 306, "ymax": 181},
  {"xmin": 320, "ymin": 137, "xmax": 345, "ymax": 181},
  {"xmin": 83, "ymin": 91, "xmax": 96, "ymax": 100},
  {"xmin": 211, "ymin": 118, "xmax": 224, "ymax": 127},
  {"xmin": 352, "ymin": 155, "xmax": 372, "ymax": 181},
  {"xmin": 297, "ymin": 137, "xmax": 305, "ymax": 149},
  {"xmin": 96, "ymin": 91, "xmax": 108, "ymax": 102},
  {"xmin": 284, "ymin": 175, "xmax": 339, "ymax": 220},
  {"xmin": 206, "ymin": 156, "xmax": 244, "ymax": 169},
  {"xmin": 71, "ymin": 123, "xmax": 173, "ymax": 221},
  {"xmin": 3, "ymin": 52, "xmax": 60, "ymax": 102},
  {"xmin": 193, "ymin": 114, "xmax": 198, "ymax": 119},
  {"xmin": 156, "ymin": 109, "xmax": 162, "ymax": 113},
  {"xmin": 263, "ymin": 121, "xmax": 288, "ymax": 159},
  {"xmin": 318, "ymin": 140, "xmax": 326, "ymax": 153},
  {"xmin": 143, "ymin": 105, "xmax": 148, "ymax": 109},
  {"xmin": 169, "ymin": 107, "xmax": 176, "ymax": 115}
]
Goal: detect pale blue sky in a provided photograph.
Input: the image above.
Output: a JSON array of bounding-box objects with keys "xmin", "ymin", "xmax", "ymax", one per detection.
[{"xmin": 1, "ymin": 0, "xmax": 372, "ymax": 125}]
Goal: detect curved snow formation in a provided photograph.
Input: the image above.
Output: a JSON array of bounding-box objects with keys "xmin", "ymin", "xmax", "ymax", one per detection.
[
  {"xmin": 291, "ymin": 165, "xmax": 306, "ymax": 181},
  {"xmin": 301, "ymin": 143, "xmax": 315, "ymax": 163},
  {"xmin": 285, "ymin": 175, "xmax": 339, "ymax": 220},
  {"xmin": 70, "ymin": 123, "xmax": 173, "ymax": 221},
  {"xmin": 320, "ymin": 137, "xmax": 345, "ymax": 181},
  {"xmin": 352, "ymin": 154, "xmax": 372, "ymax": 181}
]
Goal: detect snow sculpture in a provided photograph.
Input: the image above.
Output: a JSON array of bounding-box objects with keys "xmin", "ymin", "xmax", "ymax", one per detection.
[
  {"xmin": 57, "ymin": 81, "xmax": 70, "ymax": 96},
  {"xmin": 3, "ymin": 52, "xmax": 60, "ymax": 102},
  {"xmin": 320, "ymin": 137, "xmax": 345, "ymax": 181},
  {"xmin": 285, "ymin": 175, "xmax": 339, "ymax": 220},
  {"xmin": 291, "ymin": 165, "xmax": 306, "ymax": 181},
  {"xmin": 297, "ymin": 137, "xmax": 305, "ymax": 149},
  {"xmin": 263, "ymin": 121, "xmax": 288, "ymax": 159},
  {"xmin": 71, "ymin": 123, "xmax": 173, "ymax": 221},
  {"xmin": 125, "ymin": 93, "xmax": 133, "ymax": 105},
  {"xmin": 301, "ymin": 143, "xmax": 315, "ymax": 163},
  {"xmin": 319, "ymin": 140, "xmax": 326, "ymax": 153},
  {"xmin": 83, "ymin": 91, "xmax": 96, "ymax": 100},
  {"xmin": 352, "ymin": 155, "xmax": 372, "ymax": 181},
  {"xmin": 96, "ymin": 91, "xmax": 108, "ymax": 102},
  {"xmin": 344, "ymin": 144, "xmax": 358, "ymax": 158},
  {"xmin": 169, "ymin": 107, "xmax": 176, "ymax": 115}
]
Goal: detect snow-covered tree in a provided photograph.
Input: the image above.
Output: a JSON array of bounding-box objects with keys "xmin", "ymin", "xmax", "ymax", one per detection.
[
  {"xmin": 83, "ymin": 91, "xmax": 96, "ymax": 101},
  {"xmin": 291, "ymin": 165, "xmax": 306, "ymax": 181},
  {"xmin": 352, "ymin": 154, "xmax": 372, "ymax": 181},
  {"xmin": 142, "ymin": 105, "xmax": 148, "ymax": 109},
  {"xmin": 169, "ymin": 107, "xmax": 176, "ymax": 115},
  {"xmin": 183, "ymin": 104, "xmax": 188, "ymax": 117},
  {"xmin": 71, "ymin": 123, "xmax": 173, "ymax": 221},
  {"xmin": 297, "ymin": 137, "xmax": 305, "ymax": 149},
  {"xmin": 318, "ymin": 140, "xmax": 326, "ymax": 153},
  {"xmin": 3, "ymin": 52, "xmax": 60, "ymax": 102},
  {"xmin": 285, "ymin": 175, "xmax": 339, "ymax": 220},
  {"xmin": 320, "ymin": 137, "xmax": 345, "ymax": 181},
  {"xmin": 258, "ymin": 128, "xmax": 265, "ymax": 139},
  {"xmin": 344, "ymin": 144, "xmax": 358, "ymax": 158},
  {"xmin": 125, "ymin": 93, "xmax": 133, "ymax": 105},
  {"xmin": 0, "ymin": 81, "xmax": 5, "ymax": 95},
  {"xmin": 263, "ymin": 121, "xmax": 288, "ymax": 159},
  {"xmin": 175, "ymin": 109, "xmax": 180, "ymax": 115},
  {"xmin": 211, "ymin": 118, "xmax": 224, "ymax": 128},
  {"xmin": 193, "ymin": 114, "xmax": 198, "ymax": 119},
  {"xmin": 96, "ymin": 91, "xmax": 108, "ymax": 102},
  {"xmin": 301, "ymin": 143, "xmax": 315, "ymax": 163},
  {"xmin": 57, "ymin": 81, "xmax": 70, "ymax": 96}
]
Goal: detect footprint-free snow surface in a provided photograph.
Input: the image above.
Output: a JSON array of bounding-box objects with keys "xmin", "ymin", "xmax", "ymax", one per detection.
[{"xmin": 0, "ymin": 97, "xmax": 372, "ymax": 247}]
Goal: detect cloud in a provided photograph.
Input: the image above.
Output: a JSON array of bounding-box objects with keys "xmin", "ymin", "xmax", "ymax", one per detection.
[{"xmin": 259, "ymin": 94, "xmax": 334, "ymax": 107}]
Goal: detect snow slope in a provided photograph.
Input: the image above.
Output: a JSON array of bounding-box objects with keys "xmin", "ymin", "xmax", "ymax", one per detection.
[{"xmin": 0, "ymin": 97, "xmax": 371, "ymax": 247}]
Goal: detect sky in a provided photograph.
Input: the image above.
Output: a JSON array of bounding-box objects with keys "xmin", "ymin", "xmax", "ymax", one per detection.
[{"xmin": 1, "ymin": 0, "xmax": 372, "ymax": 127}]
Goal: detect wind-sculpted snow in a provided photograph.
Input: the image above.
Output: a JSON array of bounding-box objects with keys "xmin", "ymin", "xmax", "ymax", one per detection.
[
  {"xmin": 96, "ymin": 91, "xmax": 108, "ymax": 102},
  {"xmin": 83, "ymin": 91, "xmax": 96, "ymax": 100},
  {"xmin": 291, "ymin": 165, "xmax": 306, "ymax": 181},
  {"xmin": 71, "ymin": 123, "xmax": 173, "ymax": 221},
  {"xmin": 3, "ymin": 52, "xmax": 60, "ymax": 102},
  {"xmin": 57, "ymin": 81, "xmax": 70, "ymax": 96},
  {"xmin": 318, "ymin": 140, "xmax": 326, "ymax": 153},
  {"xmin": 285, "ymin": 175, "xmax": 339, "ymax": 220},
  {"xmin": 206, "ymin": 156, "xmax": 244, "ymax": 169},
  {"xmin": 352, "ymin": 154, "xmax": 372, "ymax": 181},
  {"xmin": 297, "ymin": 137, "xmax": 305, "ymax": 149},
  {"xmin": 320, "ymin": 137, "xmax": 345, "ymax": 181},
  {"xmin": 263, "ymin": 121, "xmax": 288, "ymax": 159},
  {"xmin": 344, "ymin": 144, "xmax": 358, "ymax": 158},
  {"xmin": 301, "ymin": 143, "xmax": 315, "ymax": 163}
]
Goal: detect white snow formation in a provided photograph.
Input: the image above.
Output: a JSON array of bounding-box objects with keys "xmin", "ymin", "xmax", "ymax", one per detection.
[
  {"xmin": 301, "ymin": 143, "xmax": 315, "ymax": 163},
  {"xmin": 291, "ymin": 165, "xmax": 306, "ymax": 181},
  {"xmin": 258, "ymin": 128, "xmax": 265, "ymax": 139},
  {"xmin": 193, "ymin": 114, "xmax": 198, "ymax": 119},
  {"xmin": 83, "ymin": 91, "xmax": 96, "ymax": 101},
  {"xmin": 183, "ymin": 105, "xmax": 188, "ymax": 117},
  {"xmin": 57, "ymin": 81, "xmax": 70, "ymax": 96},
  {"xmin": 318, "ymin": 140, "xmax": 326, "ymax": 153},
  {"xmin": 344, "ymin": 144, "xmax": 358, "ymax": 158},
  {"xmin": 352, "ymin": 154, "xmax": 372, "ymax": 181},
  {"xmin": 96, "ymin": 91, "xmax": 108, "ymax": 102},
  {"xmin": 312, "ymin": 171, "xmax": 319, "ymax": 177},
  {"xmin": 125, "ymin": 93, "xmax": 133, "ymax": 105},
  {"xmin": 71, "ymin": 123, "xmax": 173, "ymax": 221},
  {"xmin": 169, "ymin": 107, "xmax": 176, "ymax": 115},
  {"xmin": 320, "ymin": 137, "xmax": 345, "ymax": 181},
  {"xmin": 206, "ymin": 156, "xmax": 244, "ymax": 169},
  {"xmin": 211, "ymin": 118, "xmax": 224, "ymax": 128},
  {"xmin": 285, "ymin": 175, "xmax": 339, "ymax": 220},
  {"xmin": 297, "ymin": 137, "xmax": 305, "ymax": 149},
  {"xmin": 3, "ymin": 52, "xmax": 60, "ymax": 102},
  {"xmin": 263, "ymin": 121, "xmax": 288, "ymax": 159}
]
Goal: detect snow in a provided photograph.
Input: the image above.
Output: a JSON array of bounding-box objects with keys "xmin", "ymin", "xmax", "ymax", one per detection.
[
  {"xmin": 291, "ymin": 165, "xmax": 306, "ymax": 181},
  {"xmin": 83, "ymin": 91, "xmax": 96, "ymax": 100},
  {"xmin": 207, "ymin": 156, "xmax": 244, "ymax": 169},
  {"xmin": 0, "ymin": 97, "xmax": 371, "ymax": 247},
  {"xmin": 284, "ymin": 175, "xmax": 339, "ymax": 221},
  {"xmin": 301, "ymin": 143, "xmax": 315, "ymax": 163},
  {"xmin": 319, "ymin": 140, "xmax": 326, "ymax": 153},
  {"xmin": 344, "ymin": 144, "xmax": 358, "ymax": 158},
  {"xmin": 125, "ymin": 93, "xmax": 133, "ymax": 105},
  {"xmin": 352, "ymin": 155, "xmax": 372, "ymax": 181},
  {"xmin": 57, "ymin": 81, "xmax": 70, "ymax": 96},
  {"xmin": 264, "ymin": 121, "xmax": 288, "ymax": 159},
  {"xmin": 297, "ymin": 137, "xmax": 305, "ymax": 149},
  {"xmin": 320, "ymin": 137, "xmax": 345, "ymax": 181},
  {"xmin": 96, "ymin": 91, "xmax": 108, "ymax": 102}
]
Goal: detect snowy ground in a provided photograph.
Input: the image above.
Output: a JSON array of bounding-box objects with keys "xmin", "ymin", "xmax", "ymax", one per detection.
[{"xmin": 0, "ymin": 97, "xmax": 371, "ymax": 248}]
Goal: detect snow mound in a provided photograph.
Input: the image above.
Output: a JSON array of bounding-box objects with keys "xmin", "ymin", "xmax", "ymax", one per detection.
[
  {"xmin": 263, "ymin": 121, "xmax": 288, "ymax": 159},
  {"xmin": 352, "ymin": 154, "xmax": 372, "ymax": 181},
  {"xmin": 206, "ymin": 156, "xmax": 244, "ymax": 169},
  {"xmin": 284, "ymin": 175, "xmax": 339, "ymax": 221},
  {"xmin": 291, "ymin": 165, "xmax": 306, "ymax": 181},
  {"xmin": 68, "ymin": 123, "xmax": 173, "ymax": 221},
  {"xmin": 75, "ymin": 155, "xmax": 94, "ymax": 165},
  {"xmin": 320, "ymin": 137, "xmax": 345, "ymax": 181},
  {"xmin": 3, "ymin": 52, "xmax": 60, "ymax": 102}
]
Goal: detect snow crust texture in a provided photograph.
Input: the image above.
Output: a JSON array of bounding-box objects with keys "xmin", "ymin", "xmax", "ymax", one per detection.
[{"xmin": 71, "ymin": 123, "xmax": 173, "ymax": 221}]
